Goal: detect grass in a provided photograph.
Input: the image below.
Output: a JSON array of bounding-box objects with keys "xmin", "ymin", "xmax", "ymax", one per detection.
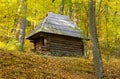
[{"xmin": 0, "ymin": 49, "xmax": 120, "ymax": 79}]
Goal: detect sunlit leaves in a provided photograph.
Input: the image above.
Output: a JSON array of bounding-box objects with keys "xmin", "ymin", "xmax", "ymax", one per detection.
[{"xmin": 0, "ymin": 0, "xmax": 120, "ymax": 56}]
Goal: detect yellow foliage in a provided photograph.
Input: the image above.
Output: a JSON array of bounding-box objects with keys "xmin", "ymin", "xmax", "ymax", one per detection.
[
  {"xmin": 0, "ymin": 42, "xmax": 18, "ymax": 51},
  {"xmin": 0, "ymin": 42, "xmax": 6, "ymax": 49}
]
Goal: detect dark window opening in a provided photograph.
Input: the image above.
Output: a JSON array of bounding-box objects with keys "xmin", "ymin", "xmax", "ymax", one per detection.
[
  {"xmin": 41, "ymin": 37, "xmax": 44, "ymax": 46},
  {"xmin": 34, "ymin": 42, "xmax": 36, "ymax": 51}
]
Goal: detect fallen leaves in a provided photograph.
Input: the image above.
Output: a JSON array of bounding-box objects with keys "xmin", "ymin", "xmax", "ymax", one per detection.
[{"xmin": 0, "ymin": 50, "xmax": 120, "ymax": 79}]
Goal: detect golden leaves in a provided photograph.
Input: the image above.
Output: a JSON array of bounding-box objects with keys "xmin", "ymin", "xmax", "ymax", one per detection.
[{"xmin": 0, "ymin": 50, "xmax": 120, "ymax": 79}]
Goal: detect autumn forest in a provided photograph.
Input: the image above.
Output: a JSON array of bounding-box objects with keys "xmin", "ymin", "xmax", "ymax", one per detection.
[{"xmin": 0, "ymin": 0, "xmax": 120, "ymax": 79}]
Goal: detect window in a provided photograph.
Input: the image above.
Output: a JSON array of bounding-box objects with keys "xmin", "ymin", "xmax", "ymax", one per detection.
[{"xmin": 41, "ymin": 37, "xmax": 44, "ymax": 46}]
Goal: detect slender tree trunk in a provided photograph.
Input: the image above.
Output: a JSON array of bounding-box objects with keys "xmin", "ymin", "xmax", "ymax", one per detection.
[
  {"xmin": 59, "ymin": 0, "xmax": 65, "ymax": 14},
  {"xmin": 68, "ymin": 0, "xmax": 72, "ymax": 19},
  {"xmin": 105, "ymin": 6, "xmax": 109, "ymax": 61},
  {"xmin": 97, "ymin": 0, "xmax": 102, "ymax": 37},
  {"xmin": 19, "ymin": 0, "xmax": 27, "ymax": 51},
  {"xmin": 88, "ymin": 0, "xmax": 103, "ymax": 79},
  {"xmin": 33, "ymin": 10, "xmax": 37, "ymax": 29},
  {"xmin": 74, "ymin": 2, "xmax": 78, "ymax": 26},
  {"xmin": 12, "ymin": 0, "xmax": 23, "ymax": 40}
]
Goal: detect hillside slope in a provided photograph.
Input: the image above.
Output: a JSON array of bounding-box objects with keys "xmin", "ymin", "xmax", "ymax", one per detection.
[{"xmin": 0, "ymin": 49, "xmax": 120, "ymax": 79}]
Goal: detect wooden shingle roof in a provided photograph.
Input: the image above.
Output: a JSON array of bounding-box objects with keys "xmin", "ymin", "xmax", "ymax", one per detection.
[{"xmin": 27, "ymin": 12, "xmax": 83, "ymax": 39}]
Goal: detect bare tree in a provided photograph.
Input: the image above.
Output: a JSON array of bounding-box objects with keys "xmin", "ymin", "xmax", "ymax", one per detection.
[
  {"xmin": 74, "ymin": 1, "xmax": 78, "ymax": 26},
  {"xmin": 88, "ymin": 0, "xmax": 103, "ymax": 79},
  {"xmin": 59, "ymin": 0, "xmax": 65, "ymax": 14},
  {"xmin": 19, "ymin": 0, "xmax": 27, "ymax": 51},
  {"xmin": 68, "ymin": 0, "xmax": 72, "ymax": 19},
  {"xmin": 97, "ymin": 0, "xmax": 102, "ymax": 36}
]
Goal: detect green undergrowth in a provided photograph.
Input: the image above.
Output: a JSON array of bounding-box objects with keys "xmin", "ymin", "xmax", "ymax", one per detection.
[{"xmin": 0, "ymin": 49, "xmax": 120, "ymax": 79}]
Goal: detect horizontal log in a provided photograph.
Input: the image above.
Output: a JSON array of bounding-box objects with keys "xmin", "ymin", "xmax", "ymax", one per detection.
[
  {"xmin": 49, "ymin": 38, "xmax": 82, "ymax": 45},
  {"xmin": 49, "ymin": 42, "xmax": 82, "ymax": 48},
  {"xmin": 50, "ymin": 49, "xmax": 83, "ymax": 55},
  {"xmin": 49, "ymin": 46, "xmax": 83, "ymax": 51},
  {"xmin": 49, "ymin": 47, "xmax": 83, "ymax": 52}
]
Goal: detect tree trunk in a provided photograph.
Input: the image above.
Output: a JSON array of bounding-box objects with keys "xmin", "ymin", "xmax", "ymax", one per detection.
[
  {"xmin": 88, "ymin": 0, "xmax": 103, "ymax": 79},
  {"xmin": 68, "ymin": 0, "xmax": 72, "ymax": 19},
  {"xmin": 19, "ymin": 0, "xmax": 27, "ymax": 51},
  {"xmin": 97, "ymin": 0, "xmax": 102, "ymax": 37},
  {"xmin": 74, "ymin": 2, "xmax": 78, "ymax": 26},
  {"xmin": 105, "ymin": 6, "xmax": 110, "ymax": 61},
  {"xmin": 59, "ymin": 0, "xmax": 65, "ymax": 14},
  {"xmin": 12, "ymin": 0, "xmax": 23, "ymax": 40}
]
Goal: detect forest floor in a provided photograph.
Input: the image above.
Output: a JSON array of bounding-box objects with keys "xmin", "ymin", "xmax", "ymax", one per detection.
[{"xmin": 0, "ymin": 49, "xmax": 120, "ymax": 79}]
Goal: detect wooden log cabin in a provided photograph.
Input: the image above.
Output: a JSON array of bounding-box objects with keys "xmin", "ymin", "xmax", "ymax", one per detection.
[{"xmin": 27, "ymin": 13, "xmax": 86, "ymax": 56}]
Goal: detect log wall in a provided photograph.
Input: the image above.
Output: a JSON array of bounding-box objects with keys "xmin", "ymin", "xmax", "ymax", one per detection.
[
  {"xmin": 47, "ymin": 33, "xmax": 84, "ymax": 56},
  {"xmin": 34, "ymin": 33, "xmax": 84, "ymax": 56}
]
